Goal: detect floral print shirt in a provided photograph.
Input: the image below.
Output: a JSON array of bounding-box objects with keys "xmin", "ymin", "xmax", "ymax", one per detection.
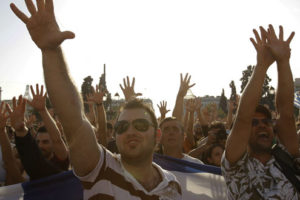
[{"xmin": 221, "ymin": 148, "xmax": 300, "ymax": 200}]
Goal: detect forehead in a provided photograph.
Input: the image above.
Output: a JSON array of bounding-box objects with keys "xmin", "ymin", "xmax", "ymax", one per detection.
[
  {"xmin": 253, "ymin": 112, "xmax": 268, "ymax": 119},
  {"xmin": 161, "ymin": 120, "xmax": 181, "ymax": 128},
  {"xmin": 36, "ymin": 132, "xmax": 50, "ymax": 140},
  {"xmin": 118, "ymin": 108, "xmax": 152, "ymax": 122}
]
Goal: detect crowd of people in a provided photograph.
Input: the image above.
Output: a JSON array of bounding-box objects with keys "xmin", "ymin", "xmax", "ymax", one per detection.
[{"xmin": 0, "ymin": 0, "xmax": 299, "ymax": 199}]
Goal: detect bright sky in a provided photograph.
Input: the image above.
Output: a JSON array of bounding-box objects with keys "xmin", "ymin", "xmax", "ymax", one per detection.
[{"xmin": 1, "ymin": 0, "xmax": 300, "ymax": 116}]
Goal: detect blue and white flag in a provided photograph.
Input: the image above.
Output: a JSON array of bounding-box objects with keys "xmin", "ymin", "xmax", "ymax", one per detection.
[
  {"xmin": 294, "ymin": 91, "xmax": 300, "ymax": 109},
  {"xmin": 0, "ymin": 154, "xmax": 226, "ymax": 200}
]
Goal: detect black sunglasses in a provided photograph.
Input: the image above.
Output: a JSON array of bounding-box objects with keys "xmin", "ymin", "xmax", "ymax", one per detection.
[
  {"xmin": 252, "ymin": 118, "xmax": 273, "ymax": 127},
  {"xmin": 114, "ymin": 118, "xmax": 154, "ymax": 135}
]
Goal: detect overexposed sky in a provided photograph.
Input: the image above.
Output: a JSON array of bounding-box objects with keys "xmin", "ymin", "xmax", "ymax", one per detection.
[{"xmin": 1, "ymin": 0, "xmax": 300, "ymax": 116}]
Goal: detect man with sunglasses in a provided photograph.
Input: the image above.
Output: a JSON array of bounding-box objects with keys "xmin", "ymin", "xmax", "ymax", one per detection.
[
  {"xmin": 222, "ymin": 25, "xmax": 300, "ymax": 199},
  {"xmin": 10, "ymin": 1, "xmax": 182, "ymax": 199}
]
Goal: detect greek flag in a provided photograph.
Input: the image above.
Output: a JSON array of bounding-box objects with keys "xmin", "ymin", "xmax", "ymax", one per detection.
[
  {"xmin": 294, "ymin": 91, "xmax": 300, "ymax": 109},
  {"xmin": 0, "ymin": 154, "xmax": 226, "ymax": 200}
]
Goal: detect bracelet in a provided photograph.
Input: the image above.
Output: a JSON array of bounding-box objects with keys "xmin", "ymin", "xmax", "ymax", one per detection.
[{"xmin": 96, "ymin": 102, "xmax": 103, "ymax": 106}]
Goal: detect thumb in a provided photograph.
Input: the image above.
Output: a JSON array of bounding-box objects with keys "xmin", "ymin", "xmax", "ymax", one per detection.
[{"xmin": 60, "ymin": 31, "xmax": 75, "ymax": 41}]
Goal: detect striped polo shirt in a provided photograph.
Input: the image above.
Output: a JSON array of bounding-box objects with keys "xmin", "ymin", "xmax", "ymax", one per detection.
[{"xmin": 75, "ymin": 146, "xmax": 182, "ymax": 200}]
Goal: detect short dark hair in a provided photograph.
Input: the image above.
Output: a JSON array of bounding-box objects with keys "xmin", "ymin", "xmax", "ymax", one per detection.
[
  {"xmin": 106, "ymin": 122, "xmax": 113, "ymax": 130},
  {"xmin": 255, "ymin": 104, "xmax": 272, "ymax": 120},
  {"xmin": 119, "ymin": 99, "xmax": 158, "ymax": 132},
  {"xmin": 159, "ymin": 117, "xmax": 184, "ymax": 134},
  {"xmin": 37, "ymin": 126, "xmax": 47, "ymax": 133}
]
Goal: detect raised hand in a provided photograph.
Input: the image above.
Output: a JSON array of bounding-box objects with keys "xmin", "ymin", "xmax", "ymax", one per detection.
[
  {"xmin": 185, "ymin": 99, "xmax": 197, "ymax": 112},
  {"xmin": 87, "ymin": 85, "xmax": 106, "ymax": 105},
  {"xmin": 266, "ymin": 25, "xmax": 295, "ymax": 63},
  {"xmin": 157, "ymin": 101, "xmax": 170, "ymax": 117},
  {"xmin": 178, "ymin": 73, "xmax": 195, "ymax": 97},
  {"xmin": 119, "ymin": 76, "xmax": 142, "ymax": 101},
  {"xmin": 27, "ymin": 84, "xmax": 47, "ymax": 112},
  {"xmin": 250, "ymin": 26, "xmax": 274, "ymax": 68},
  {"xmin": 0, "ymin": 102, "xmax": 9, "ymax": 130},
  {"xmin": 25, "ymin": 114, "xmax": 37, "ymax": 129},
  {"xmin": 10, "ymin": 0, "xmax": 75, "ymax": 50},
  {"xmin": 6, "ymin": 96, "xmax": 27, "ymax": 134}
]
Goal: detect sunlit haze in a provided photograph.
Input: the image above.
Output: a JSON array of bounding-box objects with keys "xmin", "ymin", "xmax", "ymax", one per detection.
[{"xmin": 1, "ymin": 0, "xmax": 300, "ymax": 116}]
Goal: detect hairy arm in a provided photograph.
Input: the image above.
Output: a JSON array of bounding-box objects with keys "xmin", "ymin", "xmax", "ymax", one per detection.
[{"xmin": 225, "ymin": 27, "xmax": 274, "ymax": 164}]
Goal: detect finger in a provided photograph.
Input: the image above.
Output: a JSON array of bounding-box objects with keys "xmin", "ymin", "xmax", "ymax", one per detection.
[
  {"xmin": 184, "ymin": 73, "xmax": 188, "ymax": 82},
  {"xmin": 123, "ymin": 78, "xmax": 127, "ymax": 88},
  {"xmin": 41, "ymin": 85, "xmax": 44, "ymax": 96},
  {"xmin": 250, "ymin": 38, "xmax": 257, "ymax": 50},
  {"xmin": 189, "ymin": 83, "xmax": 196, "ymax": 89},
  {"xmin": 10, "ymin": 3, "xmax": 29, "ymax": 24},
  {"xmin": 132, "ymin": 77, "xmax": 136, "ymax": 89},
  {"xmin": 17, "ymin": 95, "xmax": 23, "ymax": 106},
  {"xmin": 268, "ymin": 24, "xmax": 277, "ymax": 39},
  {"xmin": 119, "ymin": 84, "xmax": 125, "ymax": 91},
  {"xmin": 30, "ymin": 85, "xmax": 36, "ymax": 97},
  {"xmin": 259, "ymin": 26, "xmax": 268, "ymax": 44},
  {"xmin": 45, "ymin": 0, "xmax": 54, "ymax": 13},
  {"xmin": 187, "ymin": 75, "xmax": 191, "ymax": 84},
  {"xmin": 21, "ymin": 99, "xmax": 27, "ymax": 113},
  {"xmin": 0, "ymin": 102, "xmax": 4, "ymax": 114},
  {"xmin": 286, "ymin": 31, "xmax": 295, "ymax": 44},
  {"xmin": 36, "ymin": 0, "xmax": 45, "ymax": 12},
  {"xmin": 25, "ymin": 0, "xmax": 37, "ymax": 15},
  {"xmin": 180, "ymin": 73, "xmax": 183, "ymax": 83},
  {"xmin": 5, "ymin": 104, "xmax": 12, "ymax": 115},
  {"xmin": 135, "ymin": 93, "xmax": 142, "ymax": 97},
  {"xmin": 279, "ymin": 25, "xmax": 283, "ymax": 41},
  {"xmin": 166, "ymin": 110, "xmax": 170, "ymax": 113},
  {"xmin": 157, "ymin": 104, "xmax": 160, "ymax": 109},
  {"xmin": 12, "ymin": 97, "xmax": 17, "ymax": 110},
  {"xmin": 253, "ymin": 29, "xmax": 261, "ymax": 44},
  {"xmin": 96, "ymin": 85, "xmax": 99, "ymax": 93},
  {"xmin": 36, "ymin": 84, "xmax": 40, "ymax": 95},
  {"xmin": 126, "ymin": 76, "xmax": 130, "ymax": 87}
]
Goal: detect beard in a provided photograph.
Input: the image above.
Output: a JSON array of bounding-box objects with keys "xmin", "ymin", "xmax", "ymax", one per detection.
[
  {"xmin": 120, "ymin": 139, "xmax": 156, "ymax": 166},
  {"xmin": 249, "ymin": 138, "xmax": 272, "ymax": 154}
]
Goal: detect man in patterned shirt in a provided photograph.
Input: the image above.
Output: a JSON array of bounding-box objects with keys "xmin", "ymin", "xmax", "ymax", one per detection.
[
  {"xmin": 10, "ymin": 0, "xmax": 182, "ymax": 199},
  {"xmin": 222, "ymin": 25, "xmax": 300, "ymax": 199}
]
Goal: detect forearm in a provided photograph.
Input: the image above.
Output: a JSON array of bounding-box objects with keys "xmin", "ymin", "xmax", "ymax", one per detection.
[
  {"xmin": 188, "ymin": 143, "xmax": 208, "ymax": 159},
  {"xmin": 39, "ymin": 109, "xmax": 68, "ymax": 160},
  {"xmin": 276, "ymin": 61, "xmax": 299, "ymax": 156},
  {"xmin": 226, "ymin": 65, "xmax": 268, "ymax": 163},
  {"xmin": 86, "ymin": 104, "xmax": 96, "ymax": 126},
  {"xmin": 0, "ymin": 129, "xmax": 24, "ymax": 184},
  {"xmin": 96, "ymin": 104, "xmax": 107, "ymax": 147},
  {"xmin": 276, "ymin": 61, "xmax": 294, "ymax": 115},
  {"xmin": 196, "ymin": 109, "xmax": 208, "ymax": 126},
  {"xmin": 42, "ymin": 47, "xmax": 84, "ymax": 141},
  {"xmin": 186, "ymin": 112, "xmax": 195, "ymax": 147},
  {"xmin": 172, "ymin": 94, "xmax": 184, "ymax": 122},
  {"xmin": 226, "ymin": 108, "xmax": 233, "ymax": 129}
]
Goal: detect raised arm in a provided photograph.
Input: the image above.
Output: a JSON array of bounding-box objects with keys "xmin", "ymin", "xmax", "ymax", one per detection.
[
  {"xmin": 267, "ymin": 25, "xmax": 299, "ymax": 156},
  {"xmin": 185, "ymin": 99, "xmax": 197, "ymax": 148},
  {"xmin": 10, "ymin": 0, "xmax": 99, "ymax": 176},
  {"xmin": 87, "ymin": 85, "xmax": 107, "ymax": 147},
  {"xmin": 172, "ymin": 73, "xmax": 195, "ymax": 122},
  {"xmin": 0, "ymin": 102, "xmax": 24, "ymax": 185},
  {"xmin": 27, "ymin": 84, "xmax": 68, "ymax": 161},
  {"xmin": 225, "ymin": 26, "xmax": 275, "ymax": 164}
]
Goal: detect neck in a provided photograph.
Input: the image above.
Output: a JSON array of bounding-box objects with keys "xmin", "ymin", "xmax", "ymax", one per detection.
[
  {"xmin": 121, "ymin": 157, "xmax": 161, "ymax": 192},
  {"xmin": 163, "ymin": 146, "xmax": 184, "ymax": 159},
  {"xmin": 249, "ymin": 150, "xmax": 272, "ymax": 165}
]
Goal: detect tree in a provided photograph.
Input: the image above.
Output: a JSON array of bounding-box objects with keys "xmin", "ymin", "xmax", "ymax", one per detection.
[
  {"xmin": 229, "ymin": 80, "xmax": 237, "ymax": 114},
  {"xmin": 219, "ymin": 89, "xmax": 228, "ymax": 114},
  {"xmin": 81, "ymin": 76, "xmax": 93, "ymax": 113},
  {"xmin": 240, "ymin": 65, "xmax": 275, "ymax": 110}
]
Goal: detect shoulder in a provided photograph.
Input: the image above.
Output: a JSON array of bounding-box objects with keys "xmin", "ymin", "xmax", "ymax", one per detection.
[{"xmin": 182, "ymin": 154, "xmax": 204, "ymax": 164}]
